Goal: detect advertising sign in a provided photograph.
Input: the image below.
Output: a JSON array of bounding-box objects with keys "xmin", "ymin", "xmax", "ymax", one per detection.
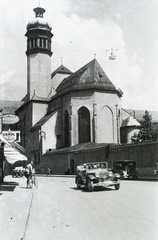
[
  {"xmin": 2, "ymin": 114, "xmax": 19, "ymax": 125},
  {"xmin": 2, "ymin": 130, "xmax": 21, "ymax": 142}
]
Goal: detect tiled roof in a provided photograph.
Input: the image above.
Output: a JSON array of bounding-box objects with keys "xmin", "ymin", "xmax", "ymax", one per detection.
[
  {"xmin": 51, "ymin": 64, "xmax": 72, "ymax": 79},
  {"xmin": 0, "ymin": 100, "xmax": 24, "ymax": 114},
  {"xmin": 56, "ymin": 59, "xmax": 122, "ymax": 97},
  {"xmin": 46, "ymin": 142, "xmax": 111, "ymax": 154}
]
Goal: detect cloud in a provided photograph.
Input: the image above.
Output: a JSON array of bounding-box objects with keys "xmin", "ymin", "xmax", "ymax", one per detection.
[{"xmin": 0, "ymin": 0, "xmax": 157, "ymax": 111}]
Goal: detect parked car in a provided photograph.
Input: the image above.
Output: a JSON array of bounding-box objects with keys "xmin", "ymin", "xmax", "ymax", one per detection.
[
  {"xmin": 75, "ymin": 162, "xmax": 120, "ymax": 192},
  {"xmin": 112, "ymin": 160, "xmax": 138, "ymax": 179},
  {"xmin": 12, "ymin": 167, "xmax": 25, "ymax": 177}
]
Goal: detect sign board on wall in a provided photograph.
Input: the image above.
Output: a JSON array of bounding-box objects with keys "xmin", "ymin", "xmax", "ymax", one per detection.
[
  {"xmin": 2, "ymin": 130, "xmax": 21, "ymax": 143},
  {"xmin": 2, "ymin": 114, "xmax": 19, "ymax": 125}
]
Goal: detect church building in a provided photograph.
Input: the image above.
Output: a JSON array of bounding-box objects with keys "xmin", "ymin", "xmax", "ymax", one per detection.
[
  {"xmin": 8, "ymin": 5, "xmax": 152, "ymax": 172},
  {"xmin": 0, "ymin": 5, "xmax": 157, "ymax": 176},
  {"xmin": 13, "ymin": 6, "xmax": 124, "ymax": 164}
]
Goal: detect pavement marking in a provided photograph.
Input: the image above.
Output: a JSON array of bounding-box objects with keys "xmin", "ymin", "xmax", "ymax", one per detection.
[{"xmin": 21, "ymin": 191, "xmax": 34, "ymax": 240}]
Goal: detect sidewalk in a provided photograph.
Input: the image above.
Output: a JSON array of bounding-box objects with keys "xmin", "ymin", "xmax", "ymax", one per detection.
[
  {"xmin": 137, "ymin": 175, "xmax": 158, "ymax": 181},
  {"xmin": 0, "ymin": 175, "xmax": 33, "ymax": 240}
]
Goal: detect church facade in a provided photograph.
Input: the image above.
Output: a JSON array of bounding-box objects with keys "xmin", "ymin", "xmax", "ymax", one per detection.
[{"xmin": 14, "ymin": 6, "xmax": 125, "ymax": 164}]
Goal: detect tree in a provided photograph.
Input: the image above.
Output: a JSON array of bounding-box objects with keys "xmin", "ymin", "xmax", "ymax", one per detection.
[{"xmin": 131, "ymin": 110, "xmax": 157, "ymax": 143}]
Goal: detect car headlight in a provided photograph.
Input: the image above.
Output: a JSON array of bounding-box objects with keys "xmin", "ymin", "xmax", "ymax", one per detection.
[
  {"xmin": 109, "ymin": 171, "xmax": 113, "ymax": 177},
  {"xmin": 95, "ymin": 172, "xmax": 99, "ymax": 178}
]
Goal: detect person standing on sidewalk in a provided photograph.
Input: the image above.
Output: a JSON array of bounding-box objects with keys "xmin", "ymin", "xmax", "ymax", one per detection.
[
  {"xmin": 25, "ymin": 160, "xmax": 33, "ymax": 188},
  {"xmin": 47, "ymin": 167, "xmax": 51, "ymax": 176},
  {"xmin": 154, "ymin": 161, "xmax": 158, "ymax": 175}
]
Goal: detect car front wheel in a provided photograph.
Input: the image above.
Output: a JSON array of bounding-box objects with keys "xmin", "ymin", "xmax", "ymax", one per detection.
[
  {"xmin": 88, "ymin": 179, "xmax": 94, "ymax": 192},
  {"xmin": 76, "ymin": 177, "xmax": 81, "ymax": 189},
  {"xmin": 115, "ymin": 183, "xmax": 120, "ymax": 190}
]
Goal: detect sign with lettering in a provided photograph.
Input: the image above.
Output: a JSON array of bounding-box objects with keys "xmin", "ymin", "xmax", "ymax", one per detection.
[
  {"xmin": 2, "ymin": 130, "xmax": 21, "ymax": 142},
  {"xmin": 2, "ymin": 114, "xmax": 19, "ymax": 125}
]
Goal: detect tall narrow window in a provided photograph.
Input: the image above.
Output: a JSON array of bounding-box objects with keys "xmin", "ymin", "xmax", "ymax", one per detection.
[
  {"xmin": 43, "ymin": 39, "xmax": 46, "ymax": 48},
  {"xmin": 78, "ymin": 107, "xmax": 90, "ymax": 143},
  {"xmin": 40, "ymin": 38, "xmax": 42, "ymax": 47},
  {"xmin": 64, "ymin": 110, "xmax": 70, "ymax": 147}
]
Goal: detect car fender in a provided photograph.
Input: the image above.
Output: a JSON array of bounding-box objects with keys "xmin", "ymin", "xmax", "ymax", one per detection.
[
  {"xmin": 113, "ymin": 173, "xmax": 120, "ymax": 180},
  {"xmin": 75, "ymin": 175, "xmax": 82, "ymax": 184},
  {"xmin": 87, "ymin": 175, "xmax": 96, "ymax": 181}
]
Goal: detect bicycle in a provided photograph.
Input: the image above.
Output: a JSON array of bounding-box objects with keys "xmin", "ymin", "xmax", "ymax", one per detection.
[{"xmin": 29, "ymin": 174, "xmax": 38, "ymax": 188}]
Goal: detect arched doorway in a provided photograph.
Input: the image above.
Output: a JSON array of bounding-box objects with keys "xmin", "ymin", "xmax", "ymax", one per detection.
[{"xmin": 78, "ymin": 107, "xmax": 90, "ymax": 143}]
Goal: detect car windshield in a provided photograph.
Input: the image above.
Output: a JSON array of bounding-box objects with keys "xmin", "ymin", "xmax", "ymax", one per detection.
[
  {"xmin": 86, "ymin": 163, "xmax": 107, "ymax": 170},
  {"xmin": 127, "ymin": 162, "xmax": 135, "ymax": 166},
  {"xmin": 114, "ymin": 161, "xmax": 135, "ymax": 170},
  {"xmin": 15, "ymin": 167, "xmax": 23, "ymax": 170}
]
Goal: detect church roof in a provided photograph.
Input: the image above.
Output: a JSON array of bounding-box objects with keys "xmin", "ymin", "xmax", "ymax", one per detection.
[
  {"xmin": 51, "ymin": 64, "xmax": 72, "ymax": 79},
  {"xmin": 56, "ymin": 59, "xmax": 123, "ymax": 97},
  {"xmin": 121, "ymin": 116, "xmax": 141, "ymax": 127}
]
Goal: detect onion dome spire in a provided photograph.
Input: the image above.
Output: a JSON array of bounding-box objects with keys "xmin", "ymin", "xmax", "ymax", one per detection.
[
  {"xmin": 25, "ymin": 6, "xmax": 53, "ymax": 57},
  {"xmin": 33, "ymin": 6, "xmax": 45, "ymax": 18}
]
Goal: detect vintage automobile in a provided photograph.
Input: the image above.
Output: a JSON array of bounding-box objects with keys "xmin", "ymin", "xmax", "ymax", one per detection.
[
  {"xmin": 112, "ymin": 160, "xmax": 138, "ymax": 179},
  {"xmin": 75, "ymin": 162, "xmax": 120, "ymax": 192},
  {"xmin": 12, "ymin": 166, "xmax": 25, "ymax": 177}
]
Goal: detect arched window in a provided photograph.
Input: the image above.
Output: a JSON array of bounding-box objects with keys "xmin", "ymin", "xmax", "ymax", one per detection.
[
  {"xmin": 64, "ymin": 110, "xmax": 70, "ymax": 147},
  {"xmin": 78, "ymin": 107, "xmax": 90, "ymax": 143},
  {"xmin": 98, "ymin": 106, "xmax": 114, "ymax": 143}
]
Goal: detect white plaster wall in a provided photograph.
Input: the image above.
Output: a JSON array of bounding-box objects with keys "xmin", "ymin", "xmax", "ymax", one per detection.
[
  {"xmin": 27, "ymin": 53, "xmax": 51, "ymax": 99},
  {"xmin": 33, "ymin": 103, "xmax": 48, "ymax": 126},
  {"xmin": 95, "ymin": 92, "xmax": 121, "ymax": 144},
  {"xmin": 41, "ymin": 111, "xmax": 58, "ymax": 153}
]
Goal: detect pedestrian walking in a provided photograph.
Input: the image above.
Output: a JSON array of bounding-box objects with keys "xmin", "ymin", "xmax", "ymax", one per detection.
[
  {"xmin": 25, "ymin": 160, "xmax": 33, "ymax": 188},
  {"xmin": 47, "ymin": 167, "xmax": 51, "ymax": 176}
]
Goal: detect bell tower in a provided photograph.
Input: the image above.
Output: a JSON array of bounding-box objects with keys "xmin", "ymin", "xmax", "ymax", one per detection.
[{"xmin": 25, "ymin": 6, "xmax": 53, "ymax": 100}]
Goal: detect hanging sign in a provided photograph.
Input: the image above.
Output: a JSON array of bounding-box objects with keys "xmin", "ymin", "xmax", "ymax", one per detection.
[
  {"xmin": 2, "ymin": 114, "xmax": 19, "ymax": 125},
  {"xmin": 2, "ymin": 130, "xmax": 21, "ymax": 143}
]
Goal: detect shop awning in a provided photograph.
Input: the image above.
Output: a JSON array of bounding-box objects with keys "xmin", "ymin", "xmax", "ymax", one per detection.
[{"xmin": 0, "ymin": 135, "xmax": 27, "ymax": 164}]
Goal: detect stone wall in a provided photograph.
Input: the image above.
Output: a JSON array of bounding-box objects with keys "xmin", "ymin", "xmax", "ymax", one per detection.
[{"xmin": 38, "ymin": 141, "xmax": 158, "ymax": 176}]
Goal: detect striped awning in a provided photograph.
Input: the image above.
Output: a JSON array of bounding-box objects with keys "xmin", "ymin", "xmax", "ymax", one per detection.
[{"xmin": 0, "ymin": 135, "xmax": 27, "ymax": 164}]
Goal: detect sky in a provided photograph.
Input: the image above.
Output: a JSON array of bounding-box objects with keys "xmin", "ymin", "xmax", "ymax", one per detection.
[{"xmin": 0, "ymin": 0, "xmax": 158, "ymax": 111}]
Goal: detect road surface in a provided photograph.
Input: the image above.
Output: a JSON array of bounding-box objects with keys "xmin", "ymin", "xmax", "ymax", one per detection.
[
  {"xmin": 24, "ymin": 176, "xmax": 158, "ymax": 240},
  {"xmin": 1, "ymin": 176, "xmax": 158, "ymax": 240}
]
